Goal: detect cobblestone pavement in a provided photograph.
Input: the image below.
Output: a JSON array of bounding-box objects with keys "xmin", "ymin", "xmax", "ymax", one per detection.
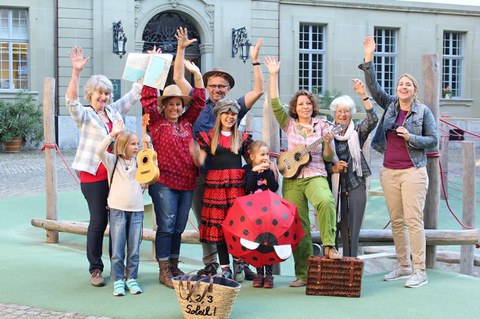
[{"xmin": 0, "ymin": 150, "xmax": 111, "ymax": 318}]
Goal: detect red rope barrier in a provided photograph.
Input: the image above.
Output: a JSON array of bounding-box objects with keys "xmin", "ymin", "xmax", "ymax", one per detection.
[
  {"xmin": 440, "ymin": 118, "xmax": 480, "ymax": 139},
  {"xmin": 40, "ymin": 143, "xmax": 80, "ymax": 184}
]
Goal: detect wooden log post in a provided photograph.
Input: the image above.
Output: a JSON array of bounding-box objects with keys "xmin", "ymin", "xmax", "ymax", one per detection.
[
  {"xmin": 43, "ymin": 78, "xmax": 58, "ymax": 243},
  {"xmin": 460, "ymin": 142, "xmax": 476, "ymax": 275},
  {"xmin": 310, "ymin": 229, "xmax": 480, "ymax": 246},
  {"xmin": 422, "ymin": 54, "xmax": 441, "ymax": 268},
  {"xmin": 31, "ymin": 218, "xmax": 200, "ymax": 244}
]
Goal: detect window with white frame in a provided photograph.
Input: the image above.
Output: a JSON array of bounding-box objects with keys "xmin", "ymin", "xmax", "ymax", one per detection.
[
  {"xmin": 0, "ymin": 8, "xmax": 29, "ymax": 90},
  {"xmin": 299, "ymin": 24, "xmax": 325, "ymax": 93},
  {"xmin": 373, "ymin": 28, "xmax": 397, "ymax": 95},
  {"xmin": 442, "ymin": 31, "xmax": 464, "ymax": 98}
]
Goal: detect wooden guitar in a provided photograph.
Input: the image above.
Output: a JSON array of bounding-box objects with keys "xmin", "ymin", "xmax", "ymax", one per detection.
[
  {"xmin": 277, "ymin": 124, "xmax": 344, "ymax": 179},
  {"xmin": 135, "ymin": 114, "xmax": 160, "ymax": 185}
]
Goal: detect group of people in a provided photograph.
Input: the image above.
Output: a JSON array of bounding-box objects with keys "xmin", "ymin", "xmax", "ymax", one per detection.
[{"xmin": 66, "ymin": 32, "xmax": 437, "ymax": 296}]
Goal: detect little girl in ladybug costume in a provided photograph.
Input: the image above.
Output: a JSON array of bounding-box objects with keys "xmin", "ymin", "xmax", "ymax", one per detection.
[
  {"xmin": 190, "ymin": 98, "xmax": 252, "ymax": 279},
  {"xmin": 244, "ymin": 140, "xmax": 279, "ymax": 288}
]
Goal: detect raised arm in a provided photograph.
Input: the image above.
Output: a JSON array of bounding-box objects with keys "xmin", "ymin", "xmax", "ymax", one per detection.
[
  {"xmin": 244, "ymin": 39, "xmax": 264, "ymax": 109},
  {"xmin": 66, "ymin": 47, "xmax": 90, "ymax": 100},
  {"xmin": 264, "ymin": 56, "xmax": 280, "ymax": 100},
  {"xmin": 173, "ymin": 27, "xmax": 197, "ymax": 95}
]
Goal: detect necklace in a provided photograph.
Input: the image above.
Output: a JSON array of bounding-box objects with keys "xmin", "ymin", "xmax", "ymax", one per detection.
[{"xmin": 123, "ymin": 158, "xmax": 133, "ymax": 170}]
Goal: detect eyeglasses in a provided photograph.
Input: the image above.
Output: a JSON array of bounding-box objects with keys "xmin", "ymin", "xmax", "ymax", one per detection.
[{"xmin": 207, "ymin": 84, "xmax": 229, "ymax": 90}]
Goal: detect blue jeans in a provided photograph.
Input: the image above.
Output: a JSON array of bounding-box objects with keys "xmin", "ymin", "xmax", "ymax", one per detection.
[
  {"xmin": 149, "ymin": 182, "xmax": 193, "ymax": 261},
  {"xmin": 109, "ymin": 208, "xmax": 144, "ymax": 281}
]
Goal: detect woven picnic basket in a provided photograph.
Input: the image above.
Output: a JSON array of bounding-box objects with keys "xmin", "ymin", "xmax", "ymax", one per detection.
[
  {"xmin": 172, "ymin": 275, "xmax": 241, "ymax": 319},
  {"xmin": 306, "ymin": 256, "xmax": 363, "ymax": 297}
]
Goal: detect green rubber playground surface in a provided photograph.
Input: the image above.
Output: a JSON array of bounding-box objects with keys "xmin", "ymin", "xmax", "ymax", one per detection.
[{"xmin": 1, "ymin": 190, "xmax": 479, "ymax": 319}]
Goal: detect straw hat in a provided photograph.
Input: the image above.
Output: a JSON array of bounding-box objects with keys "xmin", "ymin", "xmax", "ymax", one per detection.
[
  {"xmin": 203, "ymin": 68, "xmax": 235, "ymax": 89},
  {"xmin": 157, "ymin": 84, "xmax": 192, "ymax": 106},
  {"xmin": 213, "ymin": 98, "xmax": 241, "ymax": 116}
]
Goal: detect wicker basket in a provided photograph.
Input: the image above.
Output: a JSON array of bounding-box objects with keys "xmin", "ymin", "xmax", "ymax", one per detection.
[
  {"xmin": 172, "ymin": 275, "xmax": 241, "ymax": 319},
  {"xmin": 306, "ymin": 256, "xmax": 363, "ymax": 298}
]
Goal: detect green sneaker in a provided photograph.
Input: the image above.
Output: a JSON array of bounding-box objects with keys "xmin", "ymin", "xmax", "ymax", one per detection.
[
  {"xmin": 113, "ymin": 279, "xmax": 125, "ymax": 296},
  {"xmin": 126, "ymin": 278, "xmax": 143, "ymax": 295}
]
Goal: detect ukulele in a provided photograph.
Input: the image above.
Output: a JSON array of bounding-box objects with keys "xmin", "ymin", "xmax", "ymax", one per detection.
[
  {"xmin": 277, "ymin": 124, "xmax": 344, "ymax": 179},
  {"xmin": 135, "ymin": 114, "xmax": 160, "ymax": 185}
]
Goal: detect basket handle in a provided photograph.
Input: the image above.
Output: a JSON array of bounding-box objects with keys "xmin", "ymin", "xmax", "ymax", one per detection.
[{"xmin": 178, "ymin": 275, "xmax": 212, "ymax": 302}]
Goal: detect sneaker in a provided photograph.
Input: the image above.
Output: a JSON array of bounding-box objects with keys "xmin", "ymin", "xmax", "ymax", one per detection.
[
  {"xmin": 289, "ymin": 279, "xmax": 306, "ymax": 287},
  {"xmin": 244, "ymin": 264, "xmax": 257, "ymax": 281},
  {"xmin": 90, "ymin": 269, "xmax": 105, "ymax": 287},
  {"xmin": 221, "ymin": 266, "xmax": 233, "ymax": 280},
  {"xmin": 197, "ymin": 262, "xmax": 219, "ymax": 276},
  {"xmin": 405, "ymin": 269, "xmax": 428, "ymax": 288},
  {"xmin": 252, "ymin": 274, "xmax": 264, "ymax": 288},
  {"xmin": 383, "ymin": 264, "xmax": 413, "ymax": 281},
  {"xmin": 263, "ymin": 275, "xmax": 274, "ymax": 289},
  {"xmin": 233, "ymin": 260, "xmax": 245, "ymax": 282},
  {"xmin": 125, "ymin": 278, "xmax": 143, "ymax": 295},
  {"xmin": 113, "ymin": 279, "xmax": 125, "ymax": 296}
]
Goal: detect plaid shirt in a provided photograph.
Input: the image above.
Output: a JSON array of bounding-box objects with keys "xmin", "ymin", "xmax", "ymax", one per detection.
[
  {"xmin": 66, "ymin": 83, "xmax": 142, "ymax": 175},
  {"xmin": 272, "ymin": 97, "xmax": 333, "ymax": 178}
]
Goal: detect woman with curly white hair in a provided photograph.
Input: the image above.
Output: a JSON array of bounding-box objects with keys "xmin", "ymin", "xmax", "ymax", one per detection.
[
  {"xmin": 328, "ymin": 79, "xmax": 378, "ymax": 258},
  {"xmin": 66, "ymin": 46, "xmax": 143, "ymax": 287}
]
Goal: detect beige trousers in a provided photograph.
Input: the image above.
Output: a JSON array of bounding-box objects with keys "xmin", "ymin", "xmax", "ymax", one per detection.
[{"xmin": 380, "ymin": 166, "xmax": 428, "ymax": 270}]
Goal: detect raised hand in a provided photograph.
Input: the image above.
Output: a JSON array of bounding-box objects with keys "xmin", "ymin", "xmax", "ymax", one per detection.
[
  {"xmin": 111, "ymin": 119, "xmax": 124, "ymax": 138},
  {"xmin": 250, "ymin": 38, "xmax": 263, "ymax": 62},
  {"xmin": 68, "ymin": 47, "xmax": 90, "ymax": 73},
  {"xmin": 363, "ymin": 36, "xmax": 375, "ymax": 62},
  {"xmin": 175, "ymin": 27, "xmax": 197, "ymax": 50},
  {"xmin": 352, "ymin": 78, "xmax": 366, "ymax": 96},
  {"xmin": 147, "ymin": 45, "xmax": 162, "ymax": 54},
  {"xmin": 184, "ymin": 60, "xmax": 200, "ymax": 76},
  {"xmin": 263, "ymin": 56, "xmax": 280, "ymax": 74}
]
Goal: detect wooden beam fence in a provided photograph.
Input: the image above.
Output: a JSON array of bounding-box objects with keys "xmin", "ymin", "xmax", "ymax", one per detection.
[{"xmin": 31, "ymin": 218, "xmax": 479, "ymax": 247}]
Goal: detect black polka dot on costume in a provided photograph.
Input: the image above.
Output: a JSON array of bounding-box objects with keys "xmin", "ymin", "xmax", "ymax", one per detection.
[
  {"xmin": 229, "ymin": 244, "xmax": 233, "ymax": 250},
  {"xmin": 262, "ymin": 206, "xmax": 268, "ymax": 212},
  {"xmin": 274, "ymin": 199, "xmax": 280, "ymax": 205},
  {"xmin": 252, "ymin": 256, "xmax": 258, "ymax": 261},
  {"xmin": 232, "ymin": 236, "xmax": 237, "ymax": 242},
  {"xmin": 240, "ymin": 216, "xmax": 245, "ymax": 222},
  {"xmin": 247, "ymin": 201, "xmax": 253, "ymax": 206},
  {"xmin": 256, "ymin": 219, "xmax": 262, "ymax": 225},
  {"xmin": 272, "ymin": 219, "xmax": 278, "ymax": 226},
  {"xmin": 229, "ymin": 220, "xmax": 234, "ymax": 226},
  {"xmin": 284, "ymin": 231, "xmax": 290, "ymax": 238},
  {"xmin": 243, "ymin": 229, "xmax": 249, "ymax": 236}
]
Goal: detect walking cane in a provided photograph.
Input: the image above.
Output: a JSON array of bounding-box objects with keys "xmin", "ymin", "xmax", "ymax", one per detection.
[{"xmin": 340, "ymin": 167, "xmax": 352, "ymax": 256}]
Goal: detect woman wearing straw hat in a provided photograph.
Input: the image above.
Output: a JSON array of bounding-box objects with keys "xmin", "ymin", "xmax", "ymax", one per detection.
[{"xmin": 141, "ymin": 39, "xmax": 205, "ymax": 289}]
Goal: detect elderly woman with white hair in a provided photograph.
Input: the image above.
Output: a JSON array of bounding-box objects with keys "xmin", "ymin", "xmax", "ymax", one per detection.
[
  {"xmin": 66, "ymin": 46, "xmax": 143, "ymax": 287},
  {"xmin": 328, "ymin": 79, "xmax": 378, "ymax": 257}
]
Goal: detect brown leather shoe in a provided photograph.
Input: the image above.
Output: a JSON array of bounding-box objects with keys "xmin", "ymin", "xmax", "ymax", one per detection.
[
  {"xmin": 158, "ymin": 260, "xmax": 174, "ymax": 289},
  {"xmin": 289, "ymin": 279, "xmax": 306, "ymax": 287},
  {"xmin": 325, "ymin": 246, "xmax": 342, "ymax": 259},
  {"xmin": 90, "ymin": 269, "xmax": 105, "ymax": 287}
]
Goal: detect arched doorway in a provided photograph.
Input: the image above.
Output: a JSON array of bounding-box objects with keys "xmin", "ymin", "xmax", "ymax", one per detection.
[{"xmin": 142, "ymin": 11, "xmax": 201, "ymax": 87}]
